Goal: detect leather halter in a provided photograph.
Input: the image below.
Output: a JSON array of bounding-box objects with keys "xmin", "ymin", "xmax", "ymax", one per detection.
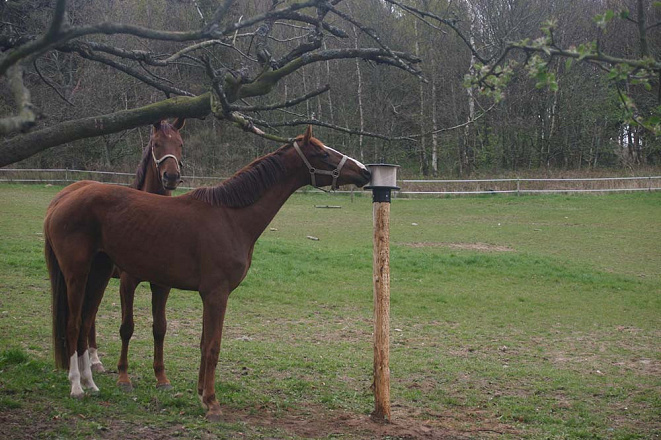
[
  {"xmin": 151, "ymin": 145, "xmax": 183, "ymax": 175},
  {"xmin": 293, "ymin": 141, "xmax": 348, "ymax": 190}
]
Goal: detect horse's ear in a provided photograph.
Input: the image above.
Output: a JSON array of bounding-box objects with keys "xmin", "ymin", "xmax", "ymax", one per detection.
[
  {"xmin": 152, "ymin": 121, "xmax": 162, "ymax": 133},
  {"xmin": 173, "ymin": 118, "xmax": 186, "ymax": 131},
  {"xmin": 303, "ymin": 125, "xmax": 313, "ymax": 144}
]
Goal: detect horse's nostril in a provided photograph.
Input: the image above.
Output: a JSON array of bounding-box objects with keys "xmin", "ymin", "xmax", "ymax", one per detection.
[{"xmin": 163, "ymin": 172, "xmax": 179, "ymax": 181}]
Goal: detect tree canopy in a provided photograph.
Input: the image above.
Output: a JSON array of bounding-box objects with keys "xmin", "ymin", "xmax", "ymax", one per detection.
[{"xmin": 1, "ymin": 0, "xmax": 659, "ymax": 175}]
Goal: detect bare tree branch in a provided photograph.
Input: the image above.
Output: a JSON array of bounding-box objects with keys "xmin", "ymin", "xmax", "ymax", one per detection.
[
  {"xmin": 33, "ymin": 59, "xmax": 75, "ymax": 106},
  {"xmin": 382, "ymin": 0, "xmax": 488, "ymax": 64},
  {"xmin": 230, "ymin": 84, "xmax": 331, "ymax": 112},
  {"xmin": 61, "ymin": 43, "xmax": 195, "ymax": 97},
  {"xmin": 224, "ymin": 47, "xmax": 421, "ymax": 102},
  {"xmin": 0, "ymin": 0, "xmax": 69, "ymax": 76},
  {"xmin": 404, "ymin": 103, "xmax": 496, "ymax": 139},
  {"xmin": 328, "ymin": 4, "xmax": 424, "ymax": 79},
  {"xmin": 46, "ymin": 0, "xmax": 68, "ymax": 40},
  {"xmin": 251, "ymin": 116, "xmax": 416, "ymax": 142}
]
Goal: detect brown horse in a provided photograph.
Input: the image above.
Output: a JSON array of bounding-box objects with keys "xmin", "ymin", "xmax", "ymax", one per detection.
[
  {"xmin": 44, "ymin": 126, "xmax": 370, "ymax": 420},
  {"xmin": 88, "ymin": 119, "xmax": 185, "ymax": 393}
]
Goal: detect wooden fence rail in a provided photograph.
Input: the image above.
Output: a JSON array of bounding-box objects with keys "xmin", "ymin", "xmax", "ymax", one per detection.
[{"xmin": 1, "ymin": 168, "xmax": 659, "ymax": 196}]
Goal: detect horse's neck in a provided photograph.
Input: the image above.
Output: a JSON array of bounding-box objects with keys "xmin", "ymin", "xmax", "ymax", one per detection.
[
  {"xmin": 233, "ymin": 174, "xmax": 304, "ymax": 243},
  {"xmin": 142, "ymin": 161, "xmax": 170, "ymax": 196}
]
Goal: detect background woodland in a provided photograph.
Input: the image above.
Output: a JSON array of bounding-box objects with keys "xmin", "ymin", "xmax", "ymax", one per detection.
[{"xmin": 1, "ymin": 0, "xmax": 660, "ymax": 178}]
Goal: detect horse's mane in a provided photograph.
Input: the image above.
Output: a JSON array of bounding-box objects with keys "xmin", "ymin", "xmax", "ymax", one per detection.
[
  {"xmin": 133, "ymin": 122, "xmax": 179, "ymax": 190},
  {"xmin": 189, "ymin": 147, "xmax": 287, "ymax": 208},
  {"xmin": 133, "ymin": 140, "xmax": 152, "ymax": 190}
]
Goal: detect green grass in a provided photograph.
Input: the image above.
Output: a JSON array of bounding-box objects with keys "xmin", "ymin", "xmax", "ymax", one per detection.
[{"xmin": 0, "ymin": 184, "xmax": 659, "ymax": 439}]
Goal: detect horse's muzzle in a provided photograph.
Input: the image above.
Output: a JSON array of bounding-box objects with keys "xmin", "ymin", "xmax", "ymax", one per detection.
[
  {"xmin": 356, "ymin": 168, "xmax": 372, "ymax": 187},
  {"xmin": 162, "ymin": 172, "xmax": 181, "ymax": 190}
]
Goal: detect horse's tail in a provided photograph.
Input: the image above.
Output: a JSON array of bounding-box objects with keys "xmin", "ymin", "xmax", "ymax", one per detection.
[{"xmin": 45, "ymin": 233, "xmax": 69, "ymax": 370}]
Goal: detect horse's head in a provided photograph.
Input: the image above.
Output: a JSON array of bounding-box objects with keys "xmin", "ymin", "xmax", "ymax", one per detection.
[
  {"xmin": 293, "ymin": 126, "xmax": 371, "ymax": 189},
  {"xmin": 150, "ymin": 118, "xmax": 185, "ymax": 191}
]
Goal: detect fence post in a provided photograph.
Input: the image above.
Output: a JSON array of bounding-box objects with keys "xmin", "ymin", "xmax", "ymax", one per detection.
[
  {"xmin": 365, "ymin": 164, "xmax": 400, "ymax": 424},
  {"xmin": 649, "ymin": 176, "xmax": 652, "ymax": 192},
  {"xmin": 516, "ymin": 178, "xmax": 520, "ymax": 196},
  {"xmin": 65, "ymin": 168, "xmax": 69, "ymax": 183}
]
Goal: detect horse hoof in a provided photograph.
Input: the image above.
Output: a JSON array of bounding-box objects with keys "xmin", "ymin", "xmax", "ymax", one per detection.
[
  {"xmin": 117, "ymin": 382, "xmax": 134, "ymax": 392},
  {"xmin": 205, "ymin": 410, "xmax": 222, "ymax": 422},
  {"xmin": 156, "ymin": 382, "xmax": 172, "ymax": 390},
  {"xmin": 70, "ymin": 391, "xmax": 85, "ymax": 399},
  {"xmin": 91, "ymin": 362, "xmax": 105, "ymax": 373}
]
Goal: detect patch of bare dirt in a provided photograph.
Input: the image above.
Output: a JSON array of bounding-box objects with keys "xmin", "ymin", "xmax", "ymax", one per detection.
[
  {"xmin": 1, "ymin": 407, "xmax": 76, "ymax": 440},
  {"xmin": 400, "ymin": 242, "xmax": 515, "ymax": 252},
  {"xmin": 0, "ymin": 403, "xmax": 520, "ymax": 440},
  {"xmin": 215, "ymin": 403, "xmax": 520, "ymax": 439}
]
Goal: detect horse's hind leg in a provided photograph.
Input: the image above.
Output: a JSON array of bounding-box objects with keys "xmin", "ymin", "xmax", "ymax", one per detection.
[
  {"xmin": 61, "ymin": 261, "xmax": 92, "ymax": 398},
  {"xmin": 117, "ymin": 272, "xmax": 139, "ymax": 390},
  {"xmin": 88, "ymin": 322, "xmax": 105, "ymax": 373},
  {"xmin": 90, "ymin": 266, "xmax": 120, "ymax": 373},
  {"xmin": 77, "ymin": 253, "xmax": 114, "ymax": 393},
  {"xmin": 150, "ymin": 283, "xmax": 172, "ymax": 389},
  {"xmin": 65, "ymin": 274, "xmax": 88, "ymax": 399}
]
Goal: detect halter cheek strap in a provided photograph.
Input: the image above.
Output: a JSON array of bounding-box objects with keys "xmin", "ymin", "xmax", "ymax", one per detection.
[{"xmin": 293, "ymin": 141, "xmax": 348, "ymax": 190}]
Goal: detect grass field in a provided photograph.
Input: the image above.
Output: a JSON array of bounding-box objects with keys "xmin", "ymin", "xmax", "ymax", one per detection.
[{"xmin": 0, "ymin": 184, "xmax": 659, "ymax": 439}]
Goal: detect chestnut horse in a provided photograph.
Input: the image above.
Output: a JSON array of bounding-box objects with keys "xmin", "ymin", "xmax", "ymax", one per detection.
[
  {"xmin": 88, "ymin": 119, "xmax": 185, "ymax": 392},
  {"xmin": 44, "ymin": 126, "xmax": 371, "ymax": 420}
]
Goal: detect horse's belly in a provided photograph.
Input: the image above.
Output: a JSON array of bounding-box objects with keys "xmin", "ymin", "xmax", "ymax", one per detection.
[{"xmin": 99, "ymin": 213, "xmax": 200, "ymax": 290}]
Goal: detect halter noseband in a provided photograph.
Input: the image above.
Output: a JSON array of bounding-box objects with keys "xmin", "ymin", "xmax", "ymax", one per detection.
[
  {"xmin": 293, "ymin": 141, "xmax": 348, "ymax": 190},
  {"xmin": 151, "ymin": 145, "xmax": 183, "ymax": 176}
]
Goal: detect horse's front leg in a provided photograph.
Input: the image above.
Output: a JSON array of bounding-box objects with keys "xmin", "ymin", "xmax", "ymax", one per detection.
[
  {"xmin": 198, "ymin": 288, "xmax": 230, "ymax": 421},
  {"xmin": 117, "ymin": 272, "xmax": 139, "ymax": 391},
  {"xmin": 150, "ymin": 283, "xmax": 172, "ymax": 389}
]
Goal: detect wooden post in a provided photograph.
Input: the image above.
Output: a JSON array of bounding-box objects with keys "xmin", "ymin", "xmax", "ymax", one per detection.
[
  {"xmin": 372, "ymin": 198, "xmax": 391, "ymax": 422},
  {"xmin": 366, "ymin": 164, "xmax": 399, "ymax": 423}
]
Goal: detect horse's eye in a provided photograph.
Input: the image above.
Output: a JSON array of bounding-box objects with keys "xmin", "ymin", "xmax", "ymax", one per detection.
[{"xmin": 322, "ymin": 152, "xmax": 330, "ymax": 159}]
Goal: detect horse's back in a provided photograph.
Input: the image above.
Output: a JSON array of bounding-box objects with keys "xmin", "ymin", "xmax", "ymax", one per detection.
[
  {"xmin": 47, "ymin": 180, "xmax": 103, "ymax": 211},
  {"xmin": 43, "ymin": 183, "xmax": 249, "ymax": 290}
]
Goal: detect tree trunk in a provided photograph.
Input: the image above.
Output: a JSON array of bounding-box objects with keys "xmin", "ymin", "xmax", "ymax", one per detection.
[
  {"xmin": 462, "ymin": 0, "xmax": 477, "ymax": 176},
  {"xmin": 352, "ymin": 26, "xmax": 366, "ymax": 162},
  {"xmin": 431, "ymin": 74, "xmax": 439, "ymax": 177},
  {"xmin": 323, "ymin": 41, "xmax": 335, "ymax": 126},
  {"xmin": 414, "ymin": 20, "xmax": 428, "ymax": 176}
]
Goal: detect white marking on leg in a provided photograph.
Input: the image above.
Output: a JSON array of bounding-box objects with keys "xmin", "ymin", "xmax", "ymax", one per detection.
[
  {"xmin": 89, "ymin": 347, "xmax": 100, "ymax": 365},
  {"xmin": 68, "ymin": 351, "xmax": 84, "ymax": 398},
  {"xmin": 324, "ymin": 145, "xmax": 368, "ymax": 170},
  {"xmin": 79, "ymin": 350, "xmax": 99, "ymax": 392},
  {"xmin": 89, "ymin": 347, "xmax": 105, "ymax": 372}
]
